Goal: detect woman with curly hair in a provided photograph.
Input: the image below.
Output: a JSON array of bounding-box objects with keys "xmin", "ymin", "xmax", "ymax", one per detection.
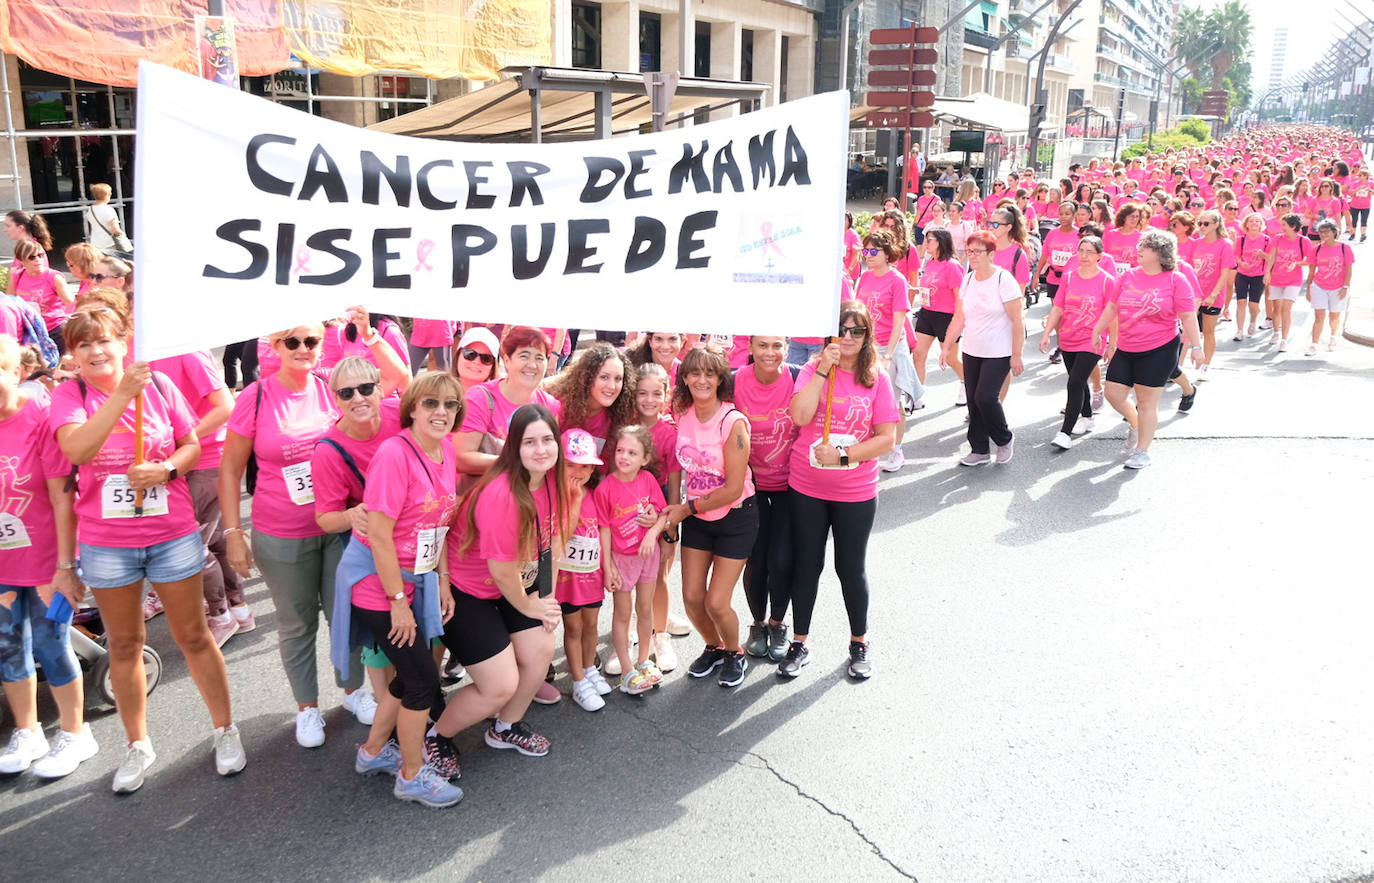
[{"xmin": 545, "ymin": 342, "xmax": 635, "ymax": 462}]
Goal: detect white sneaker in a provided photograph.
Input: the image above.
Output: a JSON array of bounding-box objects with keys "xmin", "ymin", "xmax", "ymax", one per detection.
[
  {"xmin": 1304, "ymin": 342, "xmax": 1317, "ymax": 356},
  {"xmin": 653, "ymin": 632, "xmax": 678, "ymax": 673},
  {"xmin": 213, "ymin": 724, "xmax": 246, "ymax": 776},
  {"xmin": 112, "ymin": 740, "xmax": 156, "ymax": 793},
  {"xmin": 879, "ymin": 448, "xmax": 905, "ymax": 472},
  {"xmin": 584, "ymin": 666, "xmax": 614, "ymax": 696},
  {"xmin": 665, "ymin": 612, "xmax": 691, "ymax": 637},
  {"xmin": 571, "ymin": 678, "xmax": 605, "ymax": 712},
  {"xmin": 603, "ymin": 651, "xmax": 623, "ymax": 677},
  {"xmin": 1123, "ymin": 425, "xmax": 1139, "ymax": 453},
  {"xmin": 1050, "ymin": 432, "xmax": 1074, "ymax": 450},
  {"xmin": 32, "ymin": 724, "xmax": 98, "ymax": 779},
  {"xmin": 0, "ymin": 726, "xmax": 49, "ymax": 773},
  {"xmin": 1072, "ymin": 416, "xmax": 1095, "ymax": 435},
  {"xmin": 1328, "ymin": 339, "xmax": 1336, "ymax": 352},
  {"xmin": 955, "ymin": 385, "xmax": 968, "ymax": 406},
  {"xmin": 1197, "ymin": 364, "xmax": 1210, "ymax": 380},
  {"xmin": 1123, "ymin": 449, "xmax": 1152, "ymax": 470},
  {"xmin": 342, "ymin": 689, "xmax": 377, "ymax": 726},
  {"xmin": 1278, "ymin": 339, "xmax": 1288, "ymax": 353},
  {"xmin": 295, "ymin": 707, "xmax": 326, "ymax": 748}
]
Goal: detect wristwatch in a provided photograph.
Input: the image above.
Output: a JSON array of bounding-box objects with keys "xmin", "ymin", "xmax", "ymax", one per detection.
[
  {"xmin": 163, "ymin": 461, "xmax": 178, "ymax": 482},
  {"xmin": 837, "ymin": 446, "xmax": 850, "ymax": 467},
  {"xmin": 389, "ymin": 591, "xmax": 406, "ymax": 602}
]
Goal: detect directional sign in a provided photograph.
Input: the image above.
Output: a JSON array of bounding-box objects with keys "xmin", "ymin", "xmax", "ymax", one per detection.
[
  {"xmin": 867, "ymin": 69, "xmax": 939, "ymax": 88},
  {"xmin": 865, "ymin": 91, "xmax": 936, "ymax": 108},
  {"xmin": 869, "ymin": 48, "xmax": 940, "ymax": 66},
  {"xmin": 866, "ymin": 111, "xmax": 936, "ymax": 129},
  {"xmin": 869, "ymin": 26, "xmax": 939, "ymax": 45}
]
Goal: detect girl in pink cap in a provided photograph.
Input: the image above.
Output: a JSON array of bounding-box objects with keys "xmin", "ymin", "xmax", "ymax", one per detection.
[{"xmin": 555, "ymin": 428, "xmax": 615, "ymax": 712}]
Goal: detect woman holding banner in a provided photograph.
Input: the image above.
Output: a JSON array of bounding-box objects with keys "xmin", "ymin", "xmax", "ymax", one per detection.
[
  {"xmin": 779, "ymin": 302, "xmax": 897, "ymax": 681},
  {"xmin": 219, "ymin": 322, "xmax": 374, "ymax": 751},
  {"xmin": 52, "ymin": 308, "xmax": 243, "ymax": 792}
]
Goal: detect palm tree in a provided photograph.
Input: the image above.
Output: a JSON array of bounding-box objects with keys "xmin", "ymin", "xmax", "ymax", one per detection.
[
  {"xmin": 1203, "ymin": 0, "xmax": 1253, "ymax": 91},
  {"xmin": 1171, "ymin": 6, "xmax": 1210, "ymax": 80}
]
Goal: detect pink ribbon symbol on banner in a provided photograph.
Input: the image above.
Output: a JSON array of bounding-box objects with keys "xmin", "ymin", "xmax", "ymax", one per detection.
[
  {"xmin": 759, "ymin": 222, "xmax": 785, "ymax": 259},
  {"xmin": 294, "ymin": 246, "xmax": 312, "ymax": 276},
  {"xmin": 414, "ymin": 239, "xmax": 435, "ymax": 272}
]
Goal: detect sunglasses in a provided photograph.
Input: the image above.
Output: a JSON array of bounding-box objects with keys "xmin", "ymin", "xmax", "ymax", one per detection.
[
  {"xmin": 89, "ymin": 272, "xmax": 121, "ymax": 282},
  {"xmin": 420, "ymin": 398, "xmax": 461, "ymax": 412},
  {"xmin": 862, "ymin": 248, "xmax": 883, "ymax": 256},
  {"xmin": 1197, "ymin": 221, "xmax": 1213, "ymax": 227},
  {"xmin": 988, "ymin": 220, "xmax": 1003, "ymax": 229},
  {"xmin": 334, "ymin": 382, "xmax": 378, "ymax": 400},
  {"xmin": 836, "ymin": 325, "xmax": 867, "ymax": 338},
  {"xmin": 281, "ymin": 335, "xmax": 322, "ymax": 351},
  {"xmin": 460, "ymin": 348, "xmax": 495, "ymax": 365}
]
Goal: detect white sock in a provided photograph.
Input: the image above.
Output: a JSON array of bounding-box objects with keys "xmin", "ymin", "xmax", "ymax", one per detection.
[
  {"xmin": 494, "ymin": 719, "xmax": 512, "ymax": 734},
  {"xmin": 583, "ymin": 666, "xmax": 598, "ymax": 678},
  {"xmin": 209, "ymin": 612, "xmax": 232, "ymax": 625},
  {"xmin": 426, "ymin": 726, "xmax": 437, "ymax": 739},
  {"xmin": 230, "ymin": 605, "xmax": 252, "ymax": 621}
]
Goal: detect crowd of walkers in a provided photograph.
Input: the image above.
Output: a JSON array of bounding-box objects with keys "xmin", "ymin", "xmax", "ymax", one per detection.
[{"xmin": 0, "ymin": 124, "xmax": 1363, "ymax": 807}]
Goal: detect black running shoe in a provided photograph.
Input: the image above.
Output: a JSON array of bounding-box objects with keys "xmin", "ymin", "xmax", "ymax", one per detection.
[
  {"xmin": 424, "ymin": 733, "xmax": 462, "ymax": 780},
  {"xmin": 1179, "ymin": 388, "xmax": 1197, "ymax": 412},
  {"xmin": 687, "ymin": 645, "xmax": 727, "ymax": 678},
  {"xmin": 765, "ymin": 623, "xmax": 790, "ymax": 662},
  {"xmin": 718, "ymin": 651, "xmax": 747, "ymax": 687},
  {"xmin": 777, "ymin": 641, "xmax": 810, "ymax": 678},
  {"xmin": 743, "ymin": 624, "xmax": 769, "ymax": 658},
  {"xmin": 847, "ymin": 641, "xmax": 873, "ymax": 679}
]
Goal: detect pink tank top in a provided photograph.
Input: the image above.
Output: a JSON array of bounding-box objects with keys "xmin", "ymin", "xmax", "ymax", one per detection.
[{"xmin": 675, "ymin": 403, "xmax": 755, "ymax": 522}]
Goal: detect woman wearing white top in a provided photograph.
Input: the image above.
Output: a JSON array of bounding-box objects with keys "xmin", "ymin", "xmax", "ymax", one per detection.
[{"xmin": 941, "ymin": 231, "xmax": 1025, "ymax": 466}]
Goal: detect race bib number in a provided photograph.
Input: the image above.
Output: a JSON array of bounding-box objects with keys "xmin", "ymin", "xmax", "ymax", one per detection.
[
  {"xmin": 0, "ymin": 513, "xmax": 32, "ymax": 549},
  {"xmin": 519, "ymin": 559, "xmax": 538, "ymax": 589},
  {"xmin": 913, "ymin": 286, "xmax": 931, "ymax": 308},
  {"xmin": 809, "ymin": 433, "xmax": 861, "ymax": 469},
  {"xmin": 413, "ymin": 526, "xmax": 448, "ymax": 575},
  {"xmin": 101, "ymin": 475, "xmax": 169, "ymax": 519},
  {"xmin": 1052, "ymin": 249, "xmax": 1072, "ymax": 266},
  {"xmin": 561, "ymin": 533, "xmax": 601, "ymax": 574},
  {"xmin": 282, "ymin": 461, "xmax": 315, "ymax": 506}
]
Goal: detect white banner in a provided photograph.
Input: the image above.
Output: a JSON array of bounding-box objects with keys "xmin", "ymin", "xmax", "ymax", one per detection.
[{"xmin": 132, "ymin": 62, "xmax": 847, "ymax": 361}]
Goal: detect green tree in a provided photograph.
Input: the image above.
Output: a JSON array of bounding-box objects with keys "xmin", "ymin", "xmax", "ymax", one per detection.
[
  {"xmin": 1202, "ymin": 0, "xmax": 1252, "ymax": 91},
  {"xmin": 1171, "ymin": 6, "xmax": 1210, "ymax": 79}
]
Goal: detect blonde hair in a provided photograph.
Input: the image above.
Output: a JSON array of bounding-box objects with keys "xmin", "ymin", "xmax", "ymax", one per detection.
[{"xmin": 90, "ymin": 183, "xmax": 112, "ymax": 201}]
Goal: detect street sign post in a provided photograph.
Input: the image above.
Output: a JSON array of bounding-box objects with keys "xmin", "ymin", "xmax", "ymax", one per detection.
[{"xmin": 864, "ymin": 24, "xmax": 940, "ymax": 208}]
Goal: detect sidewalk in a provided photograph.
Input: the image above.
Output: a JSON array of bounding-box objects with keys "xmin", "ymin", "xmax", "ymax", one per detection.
[{"xmin": 1341, "ymin": 232, "xmax": 1374, "ymax": 347}]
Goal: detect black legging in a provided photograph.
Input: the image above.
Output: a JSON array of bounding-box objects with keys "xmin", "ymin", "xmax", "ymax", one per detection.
[
  {"xmin": 1060, "ymin": 350, "xmax": 1100, "ymax": 434},
  {"xmin": 352, "ymin": 605, "xmax": 441, "ymax": 712},
  {"xmin": 222, "ymin": 338, "xmax": 259, "ymax": 388},
  {"xmin": 963, "ymin": 354, "xmax": 1013, "ymax": 454},
  {"xmin": 742, "ymin": 488, "xmax": 793, "ymax": 624},
  {"xmin": 789, "ymin": 490, "xmax": 876, "ymax": 638}
]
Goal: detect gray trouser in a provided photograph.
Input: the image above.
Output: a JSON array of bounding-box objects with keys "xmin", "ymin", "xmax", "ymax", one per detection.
[
  {"xmin": 188, "ymin": 467, "xmax": 244, "ymax": 616},
  {"xmin": 251, "ymin": 529, "xmax": 361, "ymax": 704}
]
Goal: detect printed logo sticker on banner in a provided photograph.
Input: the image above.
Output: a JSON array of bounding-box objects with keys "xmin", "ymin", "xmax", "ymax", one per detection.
[{"xmin": 132, "ymin": 62, "xmax": 846, "ymax": 362}]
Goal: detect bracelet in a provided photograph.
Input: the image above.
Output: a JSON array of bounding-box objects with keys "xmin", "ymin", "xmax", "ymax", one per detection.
[
  {"xmin": 56, "ymin": 561, "xmax": 77, "ymax": 570},
  {"xmin": 1189, "ymin": 345, "xmax": 1202, "ymax": 350},
  {"xmin": 362, "ymin": 331, "xmax": 382, "ymax": 346},
  {"xmin": 687, "ymin": 499, "xmax": 699, "ymax": 516},
  {"xmin": 224, "ymin": 527, "xmax": 245, "ymax": 536},
  {"xmin": 816, "ymin": 369, "xmax": 829, "ymax": 379}
]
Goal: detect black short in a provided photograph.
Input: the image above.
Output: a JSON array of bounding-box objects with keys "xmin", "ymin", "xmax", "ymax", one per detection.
[
  {"xmin": 1044, "ymin": 279, "xmax": 1061, "ymax": 301},
  {"xmin": 1235, "ymin": 273, "xmax": 1264, "ymax": 303},
  {"xmin": 680, "ymin": 497, "xmax": 758, "ymax": 559},
  {"xmin": 559, "ymin": 600, "xmax": 603, "ymax": 616},
  {"xmin": 1106, "ymin": 335, "xmax": 1181, "ymax": 388},
  {"xmin": 442, "ymin": 584, "xmax": 541, "ymax": 667},
  {"xmin": 914, "ymin": 309, "xmax": 954, "ymax": 341},
  {"xmin": 1197, "ymin": 306, "xmax": 1222, "ymax": 317}
]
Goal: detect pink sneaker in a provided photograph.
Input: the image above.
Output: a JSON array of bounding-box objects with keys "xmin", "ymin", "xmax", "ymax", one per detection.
[
  {"xmin": 230, "ymin": 606, "xmax": 256, "ymax": 632},
  {"xmin": 208, "ymin": 614, "xmax": 239, "ymax": 648},
  {"xmin": 531, "ymin": 681, "xmax": 561, "ymax": 705},
  {"xmin": 142, "ymin": 591, "xmax": 164, "ymax": 621}
]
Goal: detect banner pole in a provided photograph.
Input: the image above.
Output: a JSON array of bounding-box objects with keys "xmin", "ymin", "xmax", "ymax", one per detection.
[
  {"xmin": 821, "ymin": 370, "xmax": 836, "ymax": 447},
  {"xmin": 133, "ymin": 392, "xmax": 145, "ymax": 516}
]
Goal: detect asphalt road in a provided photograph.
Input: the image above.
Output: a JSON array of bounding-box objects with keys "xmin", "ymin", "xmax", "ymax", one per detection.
[{"xmin": 3, "ymin": 294, "xmax": 1374, "ymax": 883}]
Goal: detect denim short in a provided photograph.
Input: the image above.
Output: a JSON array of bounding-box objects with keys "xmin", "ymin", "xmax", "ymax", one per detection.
[
  {"xmin": 79, "ymin": 530, "xmax": 205, "ymax": 589},
  {"xmin": 0, "ymin": 585, "xmax": 80, "ymax": 686}
]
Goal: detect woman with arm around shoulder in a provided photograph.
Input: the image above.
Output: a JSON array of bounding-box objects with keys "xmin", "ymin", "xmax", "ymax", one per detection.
[
  {"xmin": 0, "ymin": 334, "xmax": 91, "ymax": 779},
  {"xmin": 52, "ymin": 309, "xmax": 242, "ymax": 791},
  {"xmin": 659, "ymin": 346, "xmax": 756, "ymax": 688},
  {"xmin": 342, "ymin": 372, "xmax": 465, "ymax": 807},
  {"xmin": 219, "ymin": 323, "xmax": 370, "ymax": 750},
  {"xmin": 1092, "ymin": 230, "xmax": 1205, "ymax": 470},
  {"xmin": 943, "ymin": 231, "xmax": 1025, "ymax": 466},
  {"xmin": 780, "ymin": 301, "xmax": 898, "ymax": 680},
  {"xmin": 428, "ymin": 404, "xmax": 566, "ymax": 759},
  {"xmin": 1040, "ymin": 236, "xmax": 1115, "ymax": 451}
]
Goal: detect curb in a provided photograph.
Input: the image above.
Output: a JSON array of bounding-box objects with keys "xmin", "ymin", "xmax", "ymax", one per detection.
[{"xmin": 1343, "ymin": 325, "xmax": 1374, "ymax": 347}]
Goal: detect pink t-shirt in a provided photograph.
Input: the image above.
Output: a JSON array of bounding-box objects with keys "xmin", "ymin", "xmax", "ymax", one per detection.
[
  {"xmin": 675, "ymin": 404, "xmax": 754, "ymax": 521},
  {"xmin": 844, "ymin": 228, "xmax": 862, "ymax": 281},
  {"xmin": 311, "ymin": 397, "xmax": 403, "ymax": 516},
  {"xmin": 50, "ymin": 373, "xmax": 200, "ymax": 548},
  {"xmin": 1348, "ymin": 180, "xmax": 1372, "ymax": 209},
  {"xmin": 993, "ymin": 243, "xmax": 1031, "ymax": 286},
  {"xmin": 732, "ymin": 366, "xmax": 799, "ymax": 492},
  {"xmin": 0, "ymin": 299, "xmax": 26, "ymax": 340},
  {"xmin": 352, "ymin": 434, "xmax": 460, "ymax": 610},
  {"xmin": 447, "ymin": 473, "xmax": 557, "ymax": 600},
  {"xmin": 1234, "ymin": 233, "xmax": 1270, "ymax": 276},
  {"xmin": 150, "ymin": 350, "xmax": 228, "ymax": 471},
  {"xmin": 1056, "ymin": 269, "xmax": 1114, "ymax": 353},
  {"xmin": 787, "ymin": 362, "xmax": 899, "ymax": 504},
  {"xmin": 593, "ymin": 469, "xmax": 666, "ymax": 557},
  {"xmin": 226, "ymin": 373, "xmax": 337, "ymax": 539},
  {"xmin": 555, "ymin": 492, "xmax": 603, "ymax": 608},
  {"xmin": 10, "ymin": 267, "xmax": 67, "ymax": 331},
  {"xmin": 0, "ymin": 390, "xmax": 70, "ymax": 584},
  {"xmin": 1110, "ymin": 268, "xmax": 1196, "ymax": 352},
  {"xmin": 410, "ymin": 319, "xmax": 457, "ymax": 349},
  {"xmin": 1267, "ymin": 235, "xmax": 1312, "ymax": 286},
  {"xmin": 854, "ymin": 268, "xmax": 910, "ymax": 349},
  {"xmin": 461, "ymin": 380, "xmax": 564, "ymax": 446},
  {"xmin": 1041, "ymin": 228, "xmax": 1080, "ymax": 280},
  {"xmin": 1188, "ymin": 237, "xmax": 1237, "ymax": 304},
  {"xmin": 1311, "ymin": 241, "xmax": 1355, "ymax": 290},
  {"xmin": 1307, "ymin": 196, "xmax": 1343, "ymax": 224},
  {"xmin": 319, "ymin": 320, "xmax": 411, "ymax": 375},
  {"xmin": 1102, "ymin": 229, "xmax": 1142, "ymax": 268},
  {"xmin": 916, "ymin": 259, "xmax": 963, "ymax": 313},
  {"xmin": 645, "ymin": 417, "xmax": 680, "ymax": 482},
  {"xmin": 911, "ymin": 194, "xmax": 941, "ymax": 229}
]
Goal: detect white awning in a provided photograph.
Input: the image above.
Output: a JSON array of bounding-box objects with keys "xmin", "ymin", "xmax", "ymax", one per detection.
[{"xmin": 930, "ymin": 92, "xmax": 1032, "ymax": 134}]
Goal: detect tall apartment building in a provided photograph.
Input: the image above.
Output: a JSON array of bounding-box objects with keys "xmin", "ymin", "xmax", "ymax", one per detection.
[
  {"xmin": 1064, "ymin": 0, "xmax": 1176, "ymax": 138},
  {"xmin": 1268, "ymin": 26, "xmax": 1288, "ymax": 93}
]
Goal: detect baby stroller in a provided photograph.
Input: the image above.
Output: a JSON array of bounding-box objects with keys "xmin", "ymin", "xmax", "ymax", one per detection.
[{"xmin": 34, "ymin": 602, "xmax": 164, "ymax": 706}]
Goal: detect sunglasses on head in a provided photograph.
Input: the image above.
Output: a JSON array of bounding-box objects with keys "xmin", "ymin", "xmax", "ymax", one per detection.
[
  {"xmin": 420, "ymin": 397, "xmax": 461, "ymax": 412},
  {"xmin": 89, "ymin": 272, "xmax": 121, "ymax": 282},
  {"xmin": 862, "ymin": 247, "xmax": 883, "ymax": 256},
  {"xmin": 460, "ymin": 348, "xmax": 495, "ymax": 365},
  {"xmin": 280, "ymin": 335, "xmax": 321, "ymax": 350},
  {"xmin": 334, "ymin": 382, "xmax": 378, "ymax": 400},
  {"xmin": 836, "ymin": 324, "xmax": 867, "ymax": 338}
]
